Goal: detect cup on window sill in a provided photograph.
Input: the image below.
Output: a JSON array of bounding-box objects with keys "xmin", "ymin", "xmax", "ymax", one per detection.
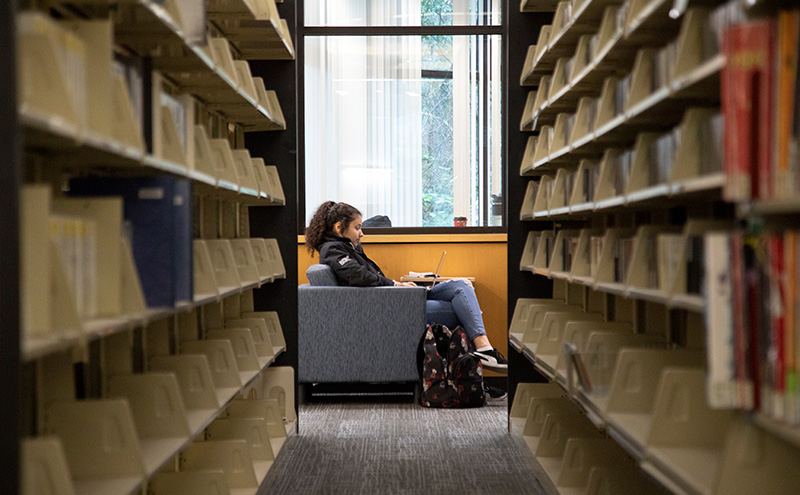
[{"xmin": 454, "ymin": 216, "xmax": 467, "ymax": 227}]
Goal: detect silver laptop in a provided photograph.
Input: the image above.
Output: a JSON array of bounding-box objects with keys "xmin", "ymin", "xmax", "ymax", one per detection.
[{"xmin": 428, "ymin": 250, "xmax": 447, "ymax": 290}]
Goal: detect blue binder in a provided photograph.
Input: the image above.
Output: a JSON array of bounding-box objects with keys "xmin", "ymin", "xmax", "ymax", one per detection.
[{"xmin": 69, "ymin": 176, "xmax": 193, "ymax": 308}]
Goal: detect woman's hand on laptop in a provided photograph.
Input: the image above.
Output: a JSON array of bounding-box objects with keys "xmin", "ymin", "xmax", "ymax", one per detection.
[{"xmin": 394, "ymin": 280, "xmax": 418, "ymax": 287}]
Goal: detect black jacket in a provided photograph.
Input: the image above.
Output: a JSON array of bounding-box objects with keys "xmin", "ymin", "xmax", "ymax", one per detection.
[{"xmin": 319, "ymin": 234, "xmax": 394, "ymax": 287}]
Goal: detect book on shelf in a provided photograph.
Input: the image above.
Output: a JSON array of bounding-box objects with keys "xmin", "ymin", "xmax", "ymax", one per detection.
[
  {"xmin": 775, "ymin": 10, "xmax": 800, "ymax": 200},
  {"xmin": 657, "ymin": 233, "xmax": 683, "ymax": 293},
  {"xmin": 721, "ymin": 17, "xmax": 777, "ymax": 201},
  {"xmin": 652, "ymin": 41, "xmax": 676, "ymax": 93},
  {"xmin": 767, "ymin": 233, "xmax": 786, "ymax": 420},
  {"xmin": 705, "ymin": 232, "xmax": 737, "ymax": 408},
  {"xmin": 49, "ymin": 215, "xmax": 98, "ymax": 320},
  {"xmin": 647, "ymin": 129, "xmax": 679, "ymax": 187},
  {"xmin": 582, "ymin": 161, "xmax": 599, "ymax": 203},
  {"xmin": 701, "ymin": 229, "xmax": 800, "ymax": 421},
  {"xmin": 68, "ymin": 176, "xmax": 193, "ymax": 308},
  {"xmin": 613, "ymin": 236, "xmax": 635, "ymax": 284},
  {"xmin": 685, "ymin": 235, "xmax": 704, "ymax": 295}
]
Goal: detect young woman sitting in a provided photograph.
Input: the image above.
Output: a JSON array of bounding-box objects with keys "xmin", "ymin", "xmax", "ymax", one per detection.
[{"xmin": 304, "ymin": 201, "xmax": 508, "ymax": 373}]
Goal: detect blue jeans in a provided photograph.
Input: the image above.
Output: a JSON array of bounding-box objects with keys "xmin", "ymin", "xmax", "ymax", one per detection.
[{"xmin": 427, "ymin": 279, "xmax": 487, "ymax": 341}]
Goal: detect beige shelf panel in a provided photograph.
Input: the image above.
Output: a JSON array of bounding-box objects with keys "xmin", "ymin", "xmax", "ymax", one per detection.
[
  {"xmin": 606, "ymin": 349, "xmax": 705, "ymax": 452},
  {"xmin": 535, "ymin": 0, "xmax": 624, "ymax": 80},
  {"xmin": 520, "ymin": 90, "xmax": 538, "ymax": 131},
  {"xmin": 112, "ymin": 3, "xmax": 280, "ymax": 132},
  {"xmin": 519, "ymin": 45, "xmax": 539, "ymax": 86},
  {"xmin": 715, "ymin": 416, "xmax": 800, "ymax": 495},
  {"xmin": 264, "ymin": 166, "xmax": 286, "ymax": 205},
  {"xmin": 533, "ymin": 174, "xmax": 554, "ymax": 214},
  {"xmin": 532, "ymin": 26, "xmax": 554, "ymax": 76},
  {"xmin": 206, "ymin": 240, "xmax": 244, "ymax": 292},
  {"xmin": 520, "ymin": 231, "xmax": 542, "ymax": 270},
  {"xmin": 181, "ymin": 339, "xmax": 243, "ymax": 392},
  {"xmin": 529, "ymin": 311, "xmax": 605, "ymax": 371},
  {"xmin": 520, "ymin": 305, "xmax": 586, "ymax": 359},
  {"xmin": 61, "ymin": 20, "xmax": 114, "ymax": 143},
  {"xmin": 180, "ymin": 440, "xmax": 259, "ymax": 491},
  {"xmin": 44, "ymin": 400, "xmax": 146, "ymax": 495},
  {"xmin": 260, "ymin": 366, "xmax": 297, "ymax": 423},
  {"xmin": 106, "ymin": 373, "xmax": 192, "ymax": 476},
  {"xmin": 536, "ymin": 412, "xmax": 604, "ymax": 483},
  {"xmin": 521, "ymin": 398, "xmax": 583, "ymax": 455},
  {"xmin": 260, "ymin": 238, "xmax": 286, "ymax": 279},
  {"xmin": 150, "ymin": 471, "xmax": 231, "ymax": 495},
  {"xmin": 231, "ymin": 150, "xmax": 261, "ymax": 197},
  {"xmin": 554, "ymin": 321, "xmax": 634, "ymax": 376},
  {"xmin": 148, "ymin": 354, "xmax": 221, "ymax": 434},
  {"xmin": 225, "ymin": 317, "xmax": 275, "ymax": 361},
  {"xmin": 520, "ymin": 136, "xmax": 539, "ymax": 176},
  {"xmin": 529, "ymin": 223, "xmax": 716, "ymax": 311},
  {"xmin": 206, "ymin": 328, "xmax": 262, "ymax": 375},
  {"xmin": 556, "ymin": 437, "xmax": 635, "ymax": 490},
  {"xmin": 110, "ymin": 72, "xmax": 146, "ymax": 154},
  {"xmin": 520, "ymin": 0, "xmax": 559, "ymax": 13},
  {"xmin": 228, "ymin": 239, "xmax": 261, "ymax": 288},
  {"xmin": 22, "ymin": 436, "xmax": 77, "ymax": 495},
  {"xmin": 212, "ymin": 0, "xmax": 296, "ymax": 60},
  {"xmin": 568, "ymin": 228, "xmax": 603, "ymax": 281},
  {"xmin": 21, "ymin": 186, "xmax": 55, "ymax": 338},
  {"xmin": 528, "ymin": 12, "xmax": 723, "ymax": 176},
  {"xmin": 547, "ymin": 228, "xmax": 582, "ymax": 274},
  {"xmin": 209, "ymin": 139, "xmax": 242, "ymax": 191},
  {"xmin": 520, "ymin": 180, "xmax": 538, "ymax": 220},
  {"xmin": 644, "ymin": 368, "xmax": 734, "ymax": 495},
  {"xmin": 248, "ymin": 238, "xmax": 276, "ymax": 283},
  {"xmin": 510, "ymin": 382, "xmax": 566, "ymax": 421},
  {"xmin": 17, "ymin": 11, "xmax": 85, "ymax": 137},
  {"xmin": 206, "ymin": 417, "xmax": 275, "ymax": 485},
  {"xmin": 193, "ymin": 240, "xmax": 220, "ymax": 302},
  {"xmin": 192, "ymin": 125, "xmax": 219, "ymax": 182},
  {"xmin": 241, "ymin": 311, "xmax": 286, "ymax": 353},
  {"xmin": 224, "ymin": 398, "xmax": 288, "ymax": 455},
  {"xmin": 233, "ymin": 60, "xmax": 258, "ymax": 101},
  {"xmin": 251, "ymin": 157, "xmax": 271, "ymax": 200},
  {"xmin": 206, "ymin": 0, "xmax": 259, "ymax": 18},
  {"xmin": 53, "ymin": 197, "xmax": 125, "ymax": 319},
  {"xmin": 531, "ymin": 230, "xmax": 555, "ymax": 271},
  {"xmin": 508, "ymin": 294, "xmax": 570, "ymax": 349}
]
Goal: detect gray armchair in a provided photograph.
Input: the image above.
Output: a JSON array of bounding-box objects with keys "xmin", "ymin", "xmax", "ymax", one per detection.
[{"xmin": 298, "ymin": 264, "xmax": 428, "ymax": 384}]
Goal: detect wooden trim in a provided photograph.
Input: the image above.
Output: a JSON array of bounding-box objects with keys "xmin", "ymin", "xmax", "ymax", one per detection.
[{"xmin": 297, "ymin": 234, "xmax": 508, "ymax": 244}]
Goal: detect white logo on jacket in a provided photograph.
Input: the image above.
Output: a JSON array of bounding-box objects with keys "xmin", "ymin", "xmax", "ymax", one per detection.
[{"xmin": 338, "ymin": 255, "xmax": 351, "ymax": 266}]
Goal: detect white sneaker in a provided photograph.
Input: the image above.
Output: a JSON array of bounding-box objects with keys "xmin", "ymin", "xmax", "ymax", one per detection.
[{"xmin": 472, "ymin": 348, "xmax": 508, "ymax": 373}]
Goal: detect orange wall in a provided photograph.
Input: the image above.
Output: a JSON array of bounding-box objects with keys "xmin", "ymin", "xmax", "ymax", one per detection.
[{"xmin": 298, "ymin": 235, "xmax": 508, "ymax": 357}]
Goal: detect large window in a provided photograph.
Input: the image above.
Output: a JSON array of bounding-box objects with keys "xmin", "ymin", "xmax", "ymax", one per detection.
[{"xmin": 303, "ymin": 1, "xmax": 502, "ymax": 228}]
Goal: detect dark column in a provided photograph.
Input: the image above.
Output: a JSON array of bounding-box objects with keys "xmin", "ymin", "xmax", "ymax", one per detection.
[
  {"xmin": 245, "ymin": 0, "xmax": 300, "ymax": 420},
  {"xmin": 505, "ymin": 5, "xmax": 554, "ymax": 411},
  {"xmin": 0, "ymin": 0, "xmax": 21, "ymax": 492}
]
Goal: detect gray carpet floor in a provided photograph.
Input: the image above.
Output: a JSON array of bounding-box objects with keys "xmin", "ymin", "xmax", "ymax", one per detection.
[{"xmin": 258, "ymin": 398, "xmax": 548, "ymax": 495}]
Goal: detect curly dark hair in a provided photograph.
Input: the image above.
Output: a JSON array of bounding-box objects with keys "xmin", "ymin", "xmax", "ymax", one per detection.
[{"xmin": 305, "ymin": 201, "xmax": 362, "ymax": 256}]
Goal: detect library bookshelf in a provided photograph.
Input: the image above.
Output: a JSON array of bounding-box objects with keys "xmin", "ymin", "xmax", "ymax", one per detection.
[
  {"xmin": 508, "ymin": 1, "xmax": 800, "ymax": 494},
  {"xmin": 9, "ymin": 1, "xmax": 298, "ymax": 494}
]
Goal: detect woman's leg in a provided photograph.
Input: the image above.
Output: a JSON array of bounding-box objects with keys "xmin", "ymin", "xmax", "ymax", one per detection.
[
  {"xmin": 427, "ymin": 280, "xmax": 486, "ymax": 342},
  {"xmin": 428, "ymin": 279, "xmax": 507, "ymax": 372}
]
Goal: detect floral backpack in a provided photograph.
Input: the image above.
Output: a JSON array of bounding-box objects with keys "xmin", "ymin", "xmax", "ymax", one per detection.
[{"xmin": 418, "ymin": 323, "xmax": 485, "ymax": 408}]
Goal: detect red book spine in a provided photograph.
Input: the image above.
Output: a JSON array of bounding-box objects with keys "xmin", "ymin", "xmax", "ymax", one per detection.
[
  {"xmin": 758, "ymin": 19, "xmax": 777, "ymax": 200},
  {"xmin": 722, "ymin": 20, "xmax": 777, "ymax": 201},
  {"xmin": 731, "ymin": 233, "xmax": 749, "ymax": 407},
  {"xmin": 769, "ymin": 234, "xmax": 786, "ymax": 408}
]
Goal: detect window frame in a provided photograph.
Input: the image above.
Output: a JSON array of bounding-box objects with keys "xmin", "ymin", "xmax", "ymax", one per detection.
[{"xmin": 297, "ymin": 3, "xmax": 508, "ymax": 234}]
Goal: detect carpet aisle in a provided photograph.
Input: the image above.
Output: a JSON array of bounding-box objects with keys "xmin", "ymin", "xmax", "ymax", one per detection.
[{"xmin": 258, "ymin": 398, "xmax": 548, "ymax": 495}]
